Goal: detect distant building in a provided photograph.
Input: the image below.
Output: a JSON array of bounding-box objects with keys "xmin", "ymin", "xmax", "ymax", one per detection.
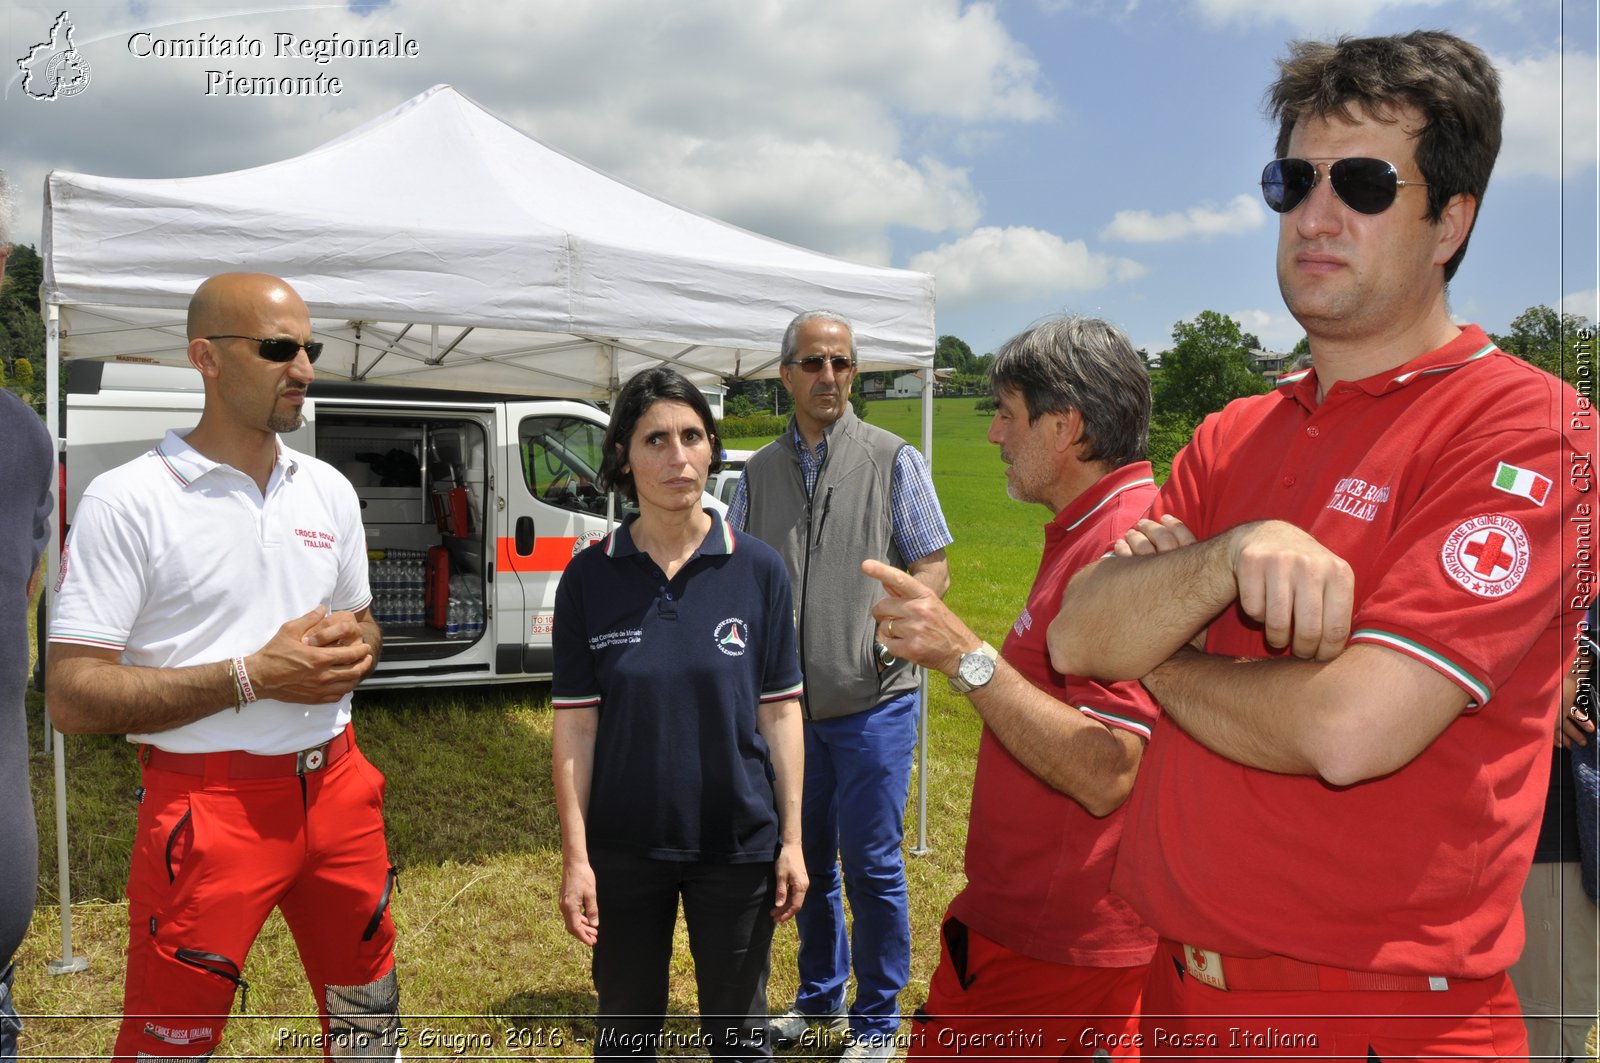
[
  {"xmin": 698, "ymin": 384, "xmax": 727, "ymax": 418},
  {"xmin": 1249, "ymin": 348, "xmax": 1291, "ymax": 382},
  {"xmin": 883, "ymin": 368, "xmax": 955, "ymax": 399},
  {"xmin": 888, "ymin": 373, "xmax": 923, "ymax": 398}
]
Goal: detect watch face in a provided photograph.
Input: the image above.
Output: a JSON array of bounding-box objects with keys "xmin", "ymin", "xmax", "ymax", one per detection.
[{"xmin": 960, "ymin": 650, "xmax": 995, "ymax": 687}]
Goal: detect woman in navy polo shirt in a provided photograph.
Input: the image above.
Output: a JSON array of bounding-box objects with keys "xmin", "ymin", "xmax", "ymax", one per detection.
[{"xmin": 551, "ymin": 366, "xmax": 806, "ymax": 1062}]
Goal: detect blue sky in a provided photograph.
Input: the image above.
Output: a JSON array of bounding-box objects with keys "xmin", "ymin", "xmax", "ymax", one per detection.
[{"xmin": 3, "ymin": 0, "xmax": 1594, "ymax": 357}]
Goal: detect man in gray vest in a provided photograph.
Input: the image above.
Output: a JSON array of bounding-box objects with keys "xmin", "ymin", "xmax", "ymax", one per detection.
[{"xmin": 729, "ymin": 310, "xmax": 951, "ymax": 1062}]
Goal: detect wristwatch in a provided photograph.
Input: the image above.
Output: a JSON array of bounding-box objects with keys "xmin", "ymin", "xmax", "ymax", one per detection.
[{"xmin": 948, "ymin": 641, "xmax": 998, "ymax": 693}]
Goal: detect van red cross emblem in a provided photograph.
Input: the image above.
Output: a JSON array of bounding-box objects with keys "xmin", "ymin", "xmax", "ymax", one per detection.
[{"xmin": 1441, "ymin": 515, "xmax": 1529, "ymax": 598}]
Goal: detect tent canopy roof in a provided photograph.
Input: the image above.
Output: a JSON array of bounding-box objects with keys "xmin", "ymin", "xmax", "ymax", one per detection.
[{"xmin": 43, "ymin": 84, "xmax": 934, "ymax": 397}]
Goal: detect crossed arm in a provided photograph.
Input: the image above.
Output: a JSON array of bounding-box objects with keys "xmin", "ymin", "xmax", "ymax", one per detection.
[
  {"xmin": 48, "ymin": 605, "xmax": 380, "ymax": 735},
  {"xmin": 1048, "ymin": 515, "xmax": 1468, "ymax": 786}
]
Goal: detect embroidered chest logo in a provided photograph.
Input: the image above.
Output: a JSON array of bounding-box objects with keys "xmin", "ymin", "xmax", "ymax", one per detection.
[
  {"xmin": 1013, "ymin": 606, "xmax": 1033, "ymax": 639},
  {"xmin": 714, "ymin": 618, "xmax": 750, "ymax": 656},
  {"xmin": 1324, "ymin": 477, "xmax": 1392, "ymax": 522},
  {"xmin": 589, "ymin": 628, "xmax": 642, "ymax": 650},
  {"xmin": 1441, "ymin": 514, "xmax": 1530, "ymax": 598},
  {"xmin": 294, "ymin": 527, "xmax": 335, "ymax": 550}
]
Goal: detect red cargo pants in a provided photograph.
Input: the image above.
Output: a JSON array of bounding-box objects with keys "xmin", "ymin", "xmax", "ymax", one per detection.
[{"xmin": 114, "ymin": 728, "xmax": 399, "ymax": 1059}]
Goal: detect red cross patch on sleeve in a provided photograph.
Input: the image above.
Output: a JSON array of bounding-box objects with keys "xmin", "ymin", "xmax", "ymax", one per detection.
[{"xmin": 1440, "ymin": 514, "xmax": 1530, "ymax": 598}]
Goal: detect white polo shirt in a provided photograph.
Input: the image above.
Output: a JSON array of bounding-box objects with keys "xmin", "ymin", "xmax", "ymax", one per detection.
[{"xmin": 51, "ymin": 430, "xmax": 372, "ymax": 755}]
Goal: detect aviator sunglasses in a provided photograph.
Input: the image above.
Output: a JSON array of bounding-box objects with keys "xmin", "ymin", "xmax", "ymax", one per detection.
[
  {"xmin": 1260, "ymin": 157, "xmax": 1428, "ymax": 216},
  {"xmin": 788, "ymin": 355, "xmax": 855, "ymax": 373},
  {"xmin": 206, "ymin": 334, "xmax": 324, "ymax": 364}
]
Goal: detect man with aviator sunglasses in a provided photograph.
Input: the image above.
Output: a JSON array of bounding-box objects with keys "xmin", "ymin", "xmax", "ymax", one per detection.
[
  {"xmin": 1051, "ymin": 30, "xmax": 1585, "ymax": 1060},
  {"xmin": 48, "ymin": 272, "xmax": 404, "ymax": 1058},
  {"xmin": 731, "ymin": 310, "xmax": 952, "ymax": 1062}
]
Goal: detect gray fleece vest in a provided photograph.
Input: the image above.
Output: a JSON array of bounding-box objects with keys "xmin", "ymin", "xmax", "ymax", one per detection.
[{"xmin": 741, "ymin": 406, "xmax": 917, "ymax": 721}]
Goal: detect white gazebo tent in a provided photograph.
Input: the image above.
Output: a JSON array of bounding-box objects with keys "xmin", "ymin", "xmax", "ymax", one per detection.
[{"xmin": 40, "ymin": 84, "xmax": 940, "ymax": 971}]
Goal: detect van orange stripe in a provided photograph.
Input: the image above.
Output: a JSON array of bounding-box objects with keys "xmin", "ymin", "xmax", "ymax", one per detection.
[{"xmin": 496, "ymin": 536, "xmax": 580, "ymax": 573}]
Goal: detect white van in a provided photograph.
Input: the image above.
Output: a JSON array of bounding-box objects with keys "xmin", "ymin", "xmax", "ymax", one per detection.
[
  {"xmin": 710, "ymin": 449, "xmax": 753, "ymax": 506},
  {"xmin": 63, "ymin": 362, "xmax": 633, "ymax": 687}
]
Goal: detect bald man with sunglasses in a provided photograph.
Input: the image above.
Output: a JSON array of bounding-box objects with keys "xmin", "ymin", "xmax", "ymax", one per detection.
[
  {"xmin": 48, "ymin": 272, "xmax": 403, "ymax": 1059},
  {"xmin": 1050, "ymin": 31, "xmax": 1585, "ymax": 1060}
]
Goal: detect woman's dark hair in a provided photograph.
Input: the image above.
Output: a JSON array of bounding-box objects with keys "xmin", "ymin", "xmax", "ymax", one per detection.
[{"xmin": 598, "ymin": 366, "xmax": 723, "ymax": 503}]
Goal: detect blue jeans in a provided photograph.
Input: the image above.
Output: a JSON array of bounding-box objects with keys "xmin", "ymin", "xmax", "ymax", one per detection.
[
  {"xmin": 0, "ymin": 963, "xmax": 18, "ymax": 1063},
  {"xmin": 792, "ymin": 692, "xmax": 918, "ymax": 1039}
]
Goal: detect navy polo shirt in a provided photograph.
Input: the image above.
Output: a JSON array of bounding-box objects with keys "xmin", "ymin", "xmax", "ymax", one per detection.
[{"xmin": 552, "ymin": 510, "xmax": 803, "ymax": 863}]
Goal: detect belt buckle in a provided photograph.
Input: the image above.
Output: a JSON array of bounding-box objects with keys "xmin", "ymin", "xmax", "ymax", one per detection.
[
  {"xmin": 1183, "ymin": 944, "xmax": 1229, "ymax": 991},
  {"xmin": 295, "ymin": 741, "xmax": 331, "ymax": 775}
]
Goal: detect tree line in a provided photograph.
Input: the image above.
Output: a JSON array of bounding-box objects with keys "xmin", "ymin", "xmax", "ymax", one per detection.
[{"xmin": 1, "ymin": 246, "xmax": 46, "ymax": 411}]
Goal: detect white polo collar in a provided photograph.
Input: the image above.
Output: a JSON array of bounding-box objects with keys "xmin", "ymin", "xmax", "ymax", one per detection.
[{"xmin": 154, "ymin": 429, "xmax": 299, "ymax": 488}]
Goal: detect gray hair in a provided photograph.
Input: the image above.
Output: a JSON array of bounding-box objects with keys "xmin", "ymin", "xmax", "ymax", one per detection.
[
  {"xmin": 987, "ymin": 314, "xmax": 1151, "ymax": 468},
  {"xmin": 781, "ymin": 310, "xmax": 856, "ymax": 364}
]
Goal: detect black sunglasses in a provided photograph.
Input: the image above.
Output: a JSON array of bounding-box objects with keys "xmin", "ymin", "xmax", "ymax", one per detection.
[
  {"xmin": 206, "ymin": 334, "xmax": 323, "ymax": 364},
  {"xmin": 787, "ymin": 355, "xmax": 855, "ymax": 374},
  {"xmin": 1260, "ymin": 157, "xmax": 1428, "ymax": 216}
]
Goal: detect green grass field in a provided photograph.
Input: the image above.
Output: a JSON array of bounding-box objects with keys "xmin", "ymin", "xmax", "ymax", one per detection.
[{"xmin": 17, "ymin": 397, "xmax": 1050, "ymax": 1058}]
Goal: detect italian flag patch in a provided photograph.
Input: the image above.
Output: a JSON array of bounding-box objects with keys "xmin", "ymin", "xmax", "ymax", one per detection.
[{"xmin": 1492, "ymin": 462, "xmax": 1550, "ymax": 505}]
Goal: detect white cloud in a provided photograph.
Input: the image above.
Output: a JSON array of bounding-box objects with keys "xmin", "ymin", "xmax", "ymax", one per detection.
[
  {"xmin": 1101, "ymin": 194, "xmax": 1265, "ymax": 243},
  {"xmin": 1495, "ymin": 49, "xmax": 1599, "ymax": 180},
  {"xmin": 1230, "ymin": 308, "xmax": 1305, "ymax": 350},
  {"xmin": 644, "ymin": 144, "xmax": 982, "ymax": 266},
  {"xmin": 3, "ymin": 0, "xmax": 1053, "ymax": 260},
  {"xmin": 1188, "ymin": 0, "xmax": 1450, "ymax": 32},
  {"xmin": 908, "ymin": 226, "xmax": 1147, "ymax": 306},
  {"xmin": 1562, "ymin": 289, "xmax": 1600, "ymax": 324}
]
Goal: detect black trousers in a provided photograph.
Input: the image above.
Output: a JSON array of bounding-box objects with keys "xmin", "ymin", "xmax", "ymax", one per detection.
[{"xmin": 590, "ymin": 852, "xmax": 776, "ymax": 1063}]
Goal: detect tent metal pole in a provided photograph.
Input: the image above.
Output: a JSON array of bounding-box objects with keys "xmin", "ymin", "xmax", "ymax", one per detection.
[
  {"xmin": 44, "ymin": 302, "xmax": 88, "ymax": 975},
  {"xmin": 910, "ymin": 365, "xmax": 935, "ymax": 856}
]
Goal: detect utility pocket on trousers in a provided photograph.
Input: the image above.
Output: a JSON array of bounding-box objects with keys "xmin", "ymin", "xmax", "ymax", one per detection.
[
  {"xmin": 164, "ymin": 807, "xmax": 193, "ymax": 883},
  {"xmin": 175, "ymin": 947, "xmax": 252, "ymax": 1013},
  {"xmin": 362, "ymin": 866, "xmax": 398, "ymax": 943},
  {"xmin": 943, "ymin": 915, "xmax": 975, "ymax": 990}
]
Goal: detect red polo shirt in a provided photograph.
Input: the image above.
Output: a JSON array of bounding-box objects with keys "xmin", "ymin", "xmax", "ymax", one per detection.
[
  {"xmin": 952, "ymin": 461, "xmax": 1160, "ymax": 966},
  {"xmin": 1113, "ymin": 326, "xmax": 1586, "ymax": 977}
]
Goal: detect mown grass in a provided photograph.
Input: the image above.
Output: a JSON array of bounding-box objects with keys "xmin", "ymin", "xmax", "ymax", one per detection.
[{"xmin": 18, "ymin": 397, "xmax": 1044, "ymax": 1058}]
